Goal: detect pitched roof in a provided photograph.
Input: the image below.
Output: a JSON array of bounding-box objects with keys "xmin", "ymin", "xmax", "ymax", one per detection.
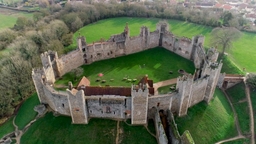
[{"xmin": 77, "ymin": 76, "xmax": 90, "ymax": 88}]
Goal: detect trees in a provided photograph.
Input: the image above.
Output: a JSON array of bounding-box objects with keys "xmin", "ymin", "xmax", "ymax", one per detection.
[{"xmin": 210, "ymin": 27, "xmax": 241, "ymax": 56}]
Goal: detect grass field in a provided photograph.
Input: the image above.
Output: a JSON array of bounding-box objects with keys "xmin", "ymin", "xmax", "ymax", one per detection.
[
  {"xmin": 226, "ymin": 82, "xmax": 250, "ymax": 135},
  {"xmin": 157, "ymin": 84, "xmax": 176, "ymax": 94},
  {"xmin": 15, "ymin": 93, "xmax": 40, "ymax": 130},
  {"xmin": 0, "ymin": 8, "xmax": 33, "ymax": 30},
  {"xmin": 175, "ymin": 88, "xmax": 236, "ymax": 144},
  {"xmin": 120, "ymin": 120, "xmax": 157, "ymax": 144},
  {"xmin": 70, "ymin": 17, "xmax": 256, "ymax": 72},
  {"xmin": 20, "ymin": 113, "xmax": 156, "ymax": 144},
  {"xmin": 56, "ymin": 47, "xmax": 195, "ymax": 87},
  {"xmin": 0, "ymin": 117, "xmax": 14, "ymax": 139}
]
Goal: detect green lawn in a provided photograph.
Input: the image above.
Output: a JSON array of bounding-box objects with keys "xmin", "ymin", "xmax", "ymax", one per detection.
[
  {"xmin": 120, "ymin": 120, "xmax": 157, "ymax": 144},
  {"xmin": 69, "ymin": 17, "xmax": 256, "ymax": 72},
  {"xmin": 226, "ymin": 82, "xmax": 250, "ymax": 135},
  {"xmin": 0, "ymin": 117, "xmax": 14, "ymax": 139},
  {"xmin": 21, "ymin": 113, "xmax": 156, "ymax": 144},
  {"xmin": 0, "ymin": 10, "xmax": 33, "ymax": 30},
  {"xmin": 158, "ymin": 84, "xmax": 176, "ymax": 94},
  {"xmin": 15, "ymin": 93, "xmax": 40, "ymax": 130},
  {"xmin": 56, "ymin": 47, "xmax": 195, "ymax": 87},
  {"xmin": 175, "ymin": 88, "xmax": 236, "ymax": 144}
]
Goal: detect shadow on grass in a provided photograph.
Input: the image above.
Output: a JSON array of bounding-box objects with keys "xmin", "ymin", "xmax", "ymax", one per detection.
[{"xmin": 56, "ymin": 47, "xmax": 195, "ymax": 87}]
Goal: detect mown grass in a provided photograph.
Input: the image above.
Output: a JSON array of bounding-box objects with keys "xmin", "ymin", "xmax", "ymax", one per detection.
[
  {"xmin": 15, "ymin": 93, "xmax": 40, "ymax": 130},
  {"xmin": 222, "ymin": 138, "xmax": 250, "ymax": 144},
  {"xmin": 120, "ymin": 120, "xmax": 157, "ymax": 144},
  {"xmin": 70, "ymin": 17, "xmax": 256, "ymax": 72},
  {"xmin": 0, "ymin": 10, "xmax": 33, "ymax": 30},
  {"xmin": 21, "ymin": 113, "xmax": 156, "ymax": 144},
  {"xmin": 158, "ymin": 84, "xmax": 176, "ymax": 94},
  {"xmin": 220, "ymin": 55, "xmax": 244, "ymax": 74},
  {"xmin": 226, "ymin": 82, "xmax": 250, "ymax": 135},
  {"xmin": 56, "ymin": 47, "xmax": 195, "ymax": 87},
  {"xmin": 0, "ymin": 117, "xmax": 14, "ymax": 139},
  {"xmin": 21, "ymin": 113, "xmax": 117, "ymax": 144},
  {"xmin": 175, "ymin": 88, "xmax": 236, "ymax": 144}
]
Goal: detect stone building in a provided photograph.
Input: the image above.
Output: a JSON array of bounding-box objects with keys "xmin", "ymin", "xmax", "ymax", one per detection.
[{"xmin": 32, "ymin": 21, "xmax": 223, "ymax": 143}]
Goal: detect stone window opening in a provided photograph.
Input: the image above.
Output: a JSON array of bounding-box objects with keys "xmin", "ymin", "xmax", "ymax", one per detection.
[
  {"xmin": 75, "ymin": 108, "xmax": 79, "ymax": 112},
  {"xmin": 124, "ymin": 99, "xmax": 127, "ymax": 108},
  {"xmin": 157, "ymin": 102, "xmax": 160, "ymax": 107},
  {"xmin": 178, "ymin": 47, "xmax": 182, "ymax": 51},
  {"xmin": 62, "ymin": 103, "xmax": 64, "ymax": 108},
  {"xmin": 110, "ymin": 51, "xmax": 113, "ymax": 54},
  {"xmin": 90, "ymin": 110, "xmax": 92, "ymax": 113},
  {"xmin": 99, "ymin": 98, "xmax": 101, "ymax": 106},
  {"xmin": 91, "ymin": 55, "xmax": 93, "ymax": 58},
  {"xmin": 106, "ymin": 106, "xmax": 111, "ymax": 113},
  {"xmin": 113, "ymin": 111, "xmax": 115, "ymax": 115}
]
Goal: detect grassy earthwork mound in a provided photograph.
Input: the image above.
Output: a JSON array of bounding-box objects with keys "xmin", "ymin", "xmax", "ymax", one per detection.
[
  {"xmin": 15, "ymin": 93, "xmax": 40, "ymax": 130},
  {"xmin": 55, "ymin": 47, "xmax": 195, "ymax": 87},
  {"xmin": 20, "ymin": 113, "xmax": 157, "ymax": 144},
  {"xmin": 226, "ymin": 82, "xmax": 250, "ymax": 135},
  {"xmin": 175, "ymin": 88, "xmax": 236, "ymax": 143},
  {"xmin": 69, "ymin": 17, "xmax": 256, "ymax": 72}
]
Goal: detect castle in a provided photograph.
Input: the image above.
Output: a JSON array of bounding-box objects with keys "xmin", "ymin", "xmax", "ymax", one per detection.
[{"xmin": 32, "ymin": 22, "xmax": 223, "ymax": 143}]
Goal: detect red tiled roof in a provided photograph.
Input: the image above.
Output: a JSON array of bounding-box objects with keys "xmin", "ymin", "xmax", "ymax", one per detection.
[
  {"xmin": 215, "ymin": 3, "xmax": 223, "ymax": 8},
  {"xmin": 223, "ymin": 4, "xmax": 232, "ymax": 10},
  {"xmin": 83, "ymin": 86, "xmax": 131, "ymax": 96},
  {"xmin": 77, "ymin": 76, "xmax": 90, "ymax": 88}
]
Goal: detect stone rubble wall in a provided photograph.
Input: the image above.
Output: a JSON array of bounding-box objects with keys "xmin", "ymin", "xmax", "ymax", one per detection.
[
  {"xmin": 68, "ymin": 90, "xmax": 88, "ymax": 124},
  {"xmin": 56, "ymin": 49, "xmax": 84, "ymax": 77}
]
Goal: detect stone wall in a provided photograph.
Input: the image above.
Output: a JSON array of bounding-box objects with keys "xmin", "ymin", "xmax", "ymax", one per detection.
[
  {"xmin": 148, "ymin": 94, "xmax": 174, "ymax": 110},
  {"xmin": 68, "ymin": 90, "xmax": 88, "ymax": 124},
  {"xmin": 189, "ymin": 78, "xmax": 208, "ymax": 107},
  {"xmin": 86, "ymin": 96, "xmax": 127, "ymax": 119},
  {"xmin": 153, "ymin": 108, "xmax": 168, "ymax": 144},
  {"xmin": 57, "ymin": 49, "xmax": 84, "ymax": 76},
  {"xmin": 176, "ymin": 75, "xmax": 193, "ymax": 116}
]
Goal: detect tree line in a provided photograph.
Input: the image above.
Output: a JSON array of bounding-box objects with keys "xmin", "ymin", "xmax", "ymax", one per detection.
[{"xmin": 0, "ymin": 1, "xmax": 247, "ymax": 118}]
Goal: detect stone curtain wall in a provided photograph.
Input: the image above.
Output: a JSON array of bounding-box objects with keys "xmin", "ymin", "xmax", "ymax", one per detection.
[
  {"xmin": 86, "ymin": 96, "xmax": 127, "ymax": 119},
  {"xmin": 57, "ymin": 49, "xmax": 84, "ymax": 76}
]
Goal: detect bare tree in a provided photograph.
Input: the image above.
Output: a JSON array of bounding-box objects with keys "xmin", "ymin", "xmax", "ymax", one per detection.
[{"xmin": 210, "ymin": 27, "xmax": 241, "ymax": 56}]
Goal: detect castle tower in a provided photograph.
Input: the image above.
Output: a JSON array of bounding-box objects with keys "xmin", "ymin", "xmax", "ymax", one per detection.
[
  {"xmin": 140, "ymin": 26, "xmax": 150, "ymax": 48},
  {"xmin": 68, "ymin": 89, "xmax": 89, "ymax": 124},
  {"xmin": 202, "ymin": 62, "xmax": 223, "ymax": 103},
  {"xmin": 124, "ymin": 22, "xmax": 130, "ymax": 39},
  {"xmin": 176, "ymin": 74, "xmax": 193, "ymax": 116},
  {"xmin": 32, "ymin": 69, "xmax": 47, "ymax": 103},
  {"xmin": 131, "ymin": 84, "xmax": 149, "ymax": 125},
  {"xmin": 40, "ymin": 51, "xmax": 59, "ymax": 84},
  {"xmin": 156, "ymin": 21, "xmax": 169, "ymax": 46}
]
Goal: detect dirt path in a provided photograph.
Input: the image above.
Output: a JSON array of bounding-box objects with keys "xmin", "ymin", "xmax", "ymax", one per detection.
[
  {"xmin": 153, "ymin": 78, "xmax": 177, "ymax": 95},
  {"xmin": 215, "ymin": 135, "xmax": 245, "ymax": 144},
  {"xmin": 221, "ymin": 89, "xmax": 243, "ymax": 136},
  {"xmin": 245, "ymin": 83, "xmax": 255, "ymax": 144},
  {"xmin": 115, "ymin": 121, "xmax": 120, "ymax": 144}
]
